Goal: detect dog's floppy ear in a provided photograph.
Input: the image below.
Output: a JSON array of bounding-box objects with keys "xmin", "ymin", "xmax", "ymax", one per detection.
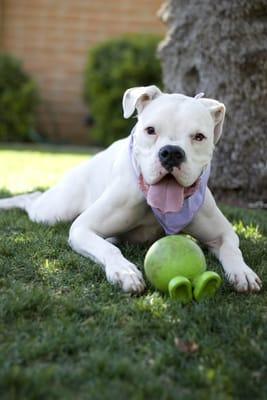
[
  {"xmin": 199, "ymin": 98, "xmax": 226, "ymax": 144},
  {"xmin": 122, "ymin": 85, "xmax": 162, "ymax": 118}
]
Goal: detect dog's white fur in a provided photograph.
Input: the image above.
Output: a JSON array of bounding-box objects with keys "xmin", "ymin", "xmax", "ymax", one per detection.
[{"xmin": 0, "ymin": 86, "xmax": 262, "ymax": 294}]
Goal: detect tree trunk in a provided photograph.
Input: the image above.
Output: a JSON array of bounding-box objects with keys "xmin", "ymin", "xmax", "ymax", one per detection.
[{"xmin": 158, "ymin": 0, "xmax": 267, "ymax": 206}]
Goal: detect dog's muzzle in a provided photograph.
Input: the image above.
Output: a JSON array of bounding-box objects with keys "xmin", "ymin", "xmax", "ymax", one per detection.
[{"xmin": 158, "ymin": 145, "xmax": 186, "ymax": 172}]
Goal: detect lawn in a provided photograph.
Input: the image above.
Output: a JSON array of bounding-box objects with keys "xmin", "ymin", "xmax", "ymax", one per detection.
[{"xmin": 0, "ymin": 146, "xmax": 266, "ymax": 400}]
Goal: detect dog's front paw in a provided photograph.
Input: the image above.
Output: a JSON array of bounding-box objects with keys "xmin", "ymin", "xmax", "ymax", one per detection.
[
  {"xmin": 106, "ymin": 262, "xmax": 146, "ymax": 294},
  {"xmin": 225, "ymin": 265, "xmax": 262, "ymax": 293}
]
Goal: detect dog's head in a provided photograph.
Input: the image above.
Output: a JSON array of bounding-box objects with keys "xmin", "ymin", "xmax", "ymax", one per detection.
[{"xmin": 123, "ymin": 85, "xmax": 225, "ymax": 189}]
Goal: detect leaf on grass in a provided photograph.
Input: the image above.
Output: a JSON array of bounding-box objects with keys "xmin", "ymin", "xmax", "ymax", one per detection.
[{"xmin": 174, "ymin": 337, "xmax": 199, "ymax": 354}]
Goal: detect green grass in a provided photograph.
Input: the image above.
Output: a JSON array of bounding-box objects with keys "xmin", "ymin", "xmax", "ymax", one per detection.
[
  {"xmin": 0, "ymin": 145, "xmax": 90, "ymax": 193},
  {"xmin": 0, "ymin": 146, "xmax": 266, "ymax": 400}
]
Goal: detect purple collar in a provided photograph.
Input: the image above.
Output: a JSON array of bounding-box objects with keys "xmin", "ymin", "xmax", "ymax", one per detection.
[{"xmin": 129, "ymin": 131, "xmax": 210, "ymax": 235}]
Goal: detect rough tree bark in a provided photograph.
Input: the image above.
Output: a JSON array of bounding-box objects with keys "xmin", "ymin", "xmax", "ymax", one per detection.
[{"xmin": 158, "ymin": 0, "xmax": 267, "ymax": 206}]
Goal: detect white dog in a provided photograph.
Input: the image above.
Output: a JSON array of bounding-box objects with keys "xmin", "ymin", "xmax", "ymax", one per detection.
[{"xmin": 0, "ymin": 86, "xmax": 262, "ymax": 294}]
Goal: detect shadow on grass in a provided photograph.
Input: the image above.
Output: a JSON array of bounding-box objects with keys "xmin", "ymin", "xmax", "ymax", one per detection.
[{"xmin": 0, "ymin": 188, "xmax": 46, "ymax": 198}]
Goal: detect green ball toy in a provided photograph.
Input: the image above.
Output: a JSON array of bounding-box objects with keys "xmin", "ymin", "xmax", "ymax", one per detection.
[{"xmin": 144, "ymin": 235, "xmax": 221, "ymax": 304}]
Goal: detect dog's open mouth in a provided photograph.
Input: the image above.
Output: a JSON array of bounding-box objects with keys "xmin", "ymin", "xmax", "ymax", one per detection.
[{"xmin": 139, "ymin": 174, "xmax": 200, "ymax": 213}]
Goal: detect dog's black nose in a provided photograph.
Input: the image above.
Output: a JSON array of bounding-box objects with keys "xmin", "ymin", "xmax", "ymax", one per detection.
[{"xmin": 159, "ymin": 145, "xmax": 186, "ymax": 171}]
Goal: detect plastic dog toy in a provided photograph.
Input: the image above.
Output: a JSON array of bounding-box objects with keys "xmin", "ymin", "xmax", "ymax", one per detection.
[{"xmin": 144, "ymin": 235, "xmax": 221, "ymax": 303}]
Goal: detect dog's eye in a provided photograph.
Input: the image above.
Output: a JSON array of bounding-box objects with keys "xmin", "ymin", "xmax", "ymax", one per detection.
[
  {"xmin": 193, "ymin": 133, "xmax": 206, "ymax": 142},
  {"xmin": 145, "ymin": 127, "xmax": 156, "ymax": 135}
]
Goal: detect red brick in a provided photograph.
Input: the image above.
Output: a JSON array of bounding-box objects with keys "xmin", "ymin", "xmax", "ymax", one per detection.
[{"xmin": 2, "ymin": 0, "xmax": 164, "ymax": 143}]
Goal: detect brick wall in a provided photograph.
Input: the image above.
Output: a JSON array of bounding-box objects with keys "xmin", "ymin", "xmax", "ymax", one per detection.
[{"xmin": 1, "ymin": 0, "xmax": 164, "ymax": 144}]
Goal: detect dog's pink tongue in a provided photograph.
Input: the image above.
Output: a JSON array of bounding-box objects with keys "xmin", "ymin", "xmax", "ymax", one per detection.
[{"xmin": 147, "ymin": 175, "xmax": 185, "ymax": 213}]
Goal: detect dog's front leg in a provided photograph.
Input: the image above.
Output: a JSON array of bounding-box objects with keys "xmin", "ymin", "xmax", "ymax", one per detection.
[
  {"xmin": 208, "ymin": 230, "xmax": 262, "ymax": 292},
  {"xmin": 68, "ymin": 184, "xmax": 146, "ymax": 293},
  {"xmin": 69, "ymin": 226, "xmax": 145, "ymax": 293},
  {"xmin": 185, "ymin": 189, "xmax": 262, "ymax": 292}
]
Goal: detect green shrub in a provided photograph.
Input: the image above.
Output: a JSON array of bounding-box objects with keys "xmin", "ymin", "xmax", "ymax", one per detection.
[
  {"xmin": 0, "ymin": 53, "xmax": 39, "ymax": 142},
  {"xmin": 84, "ymin": 35, "xmax": 162, "ymax": 146}
]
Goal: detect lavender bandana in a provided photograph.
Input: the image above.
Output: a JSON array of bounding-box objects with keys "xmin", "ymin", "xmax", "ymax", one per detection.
[{"xmin": 129, "ymin": 131, "xmax": 210, "ymax": 235}]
